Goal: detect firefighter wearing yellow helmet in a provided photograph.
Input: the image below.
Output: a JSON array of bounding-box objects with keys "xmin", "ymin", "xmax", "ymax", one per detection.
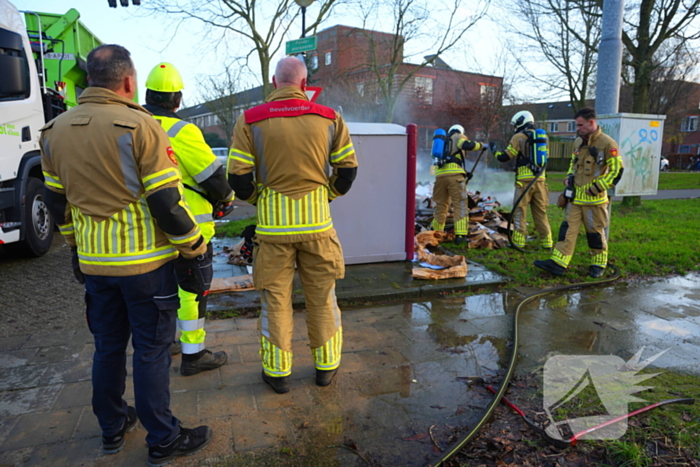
[
  {"xmin": 430, "ymin": 124, "xmax": 487, "ymax": 243},
  {"xmin": 144, "ymin": 62, "xmax": 234, "ymax": 376},
  {"xmin": 493, "ymin": 110, "xmax": 552, "ymax": 249}
]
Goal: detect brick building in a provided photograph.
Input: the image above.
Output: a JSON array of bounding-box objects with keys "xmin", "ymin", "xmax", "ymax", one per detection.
[{"xmin": 181, "ymin": 24, "xmax": 503, "ymax": 150}]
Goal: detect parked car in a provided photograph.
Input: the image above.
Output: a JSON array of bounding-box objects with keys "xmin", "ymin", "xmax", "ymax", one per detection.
[
  {"xmin": 660, "ymin": 156, "xmax": 669, "ymax": 171},
  {"xmin": 211, "ymin": 147, "xmax": 228, "ymax": 168}
]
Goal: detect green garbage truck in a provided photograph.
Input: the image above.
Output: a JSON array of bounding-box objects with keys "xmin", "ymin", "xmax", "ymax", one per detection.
[{"xmin": 0, "ymin": 0, "xmax": 102, "ymax": 255}]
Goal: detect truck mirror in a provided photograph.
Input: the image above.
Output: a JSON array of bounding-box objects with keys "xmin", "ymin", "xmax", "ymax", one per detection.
[{"xmin": 0, "ymin": 55, "xmax": 29, "ymax": 98}]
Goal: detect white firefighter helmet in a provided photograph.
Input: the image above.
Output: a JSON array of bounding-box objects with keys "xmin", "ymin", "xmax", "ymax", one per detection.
[
  {"xmin": 448, "ymin": 124, "xmax": 464, "ymax": 135},
  {"xmin": 511, "ymin": 111, "xmax": 534, "ymax": 131}
]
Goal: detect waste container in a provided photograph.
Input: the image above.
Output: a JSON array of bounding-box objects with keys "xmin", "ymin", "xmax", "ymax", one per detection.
[{"xmin": 330, "ymin": 123, "xmax": 416, "ymax": 264}]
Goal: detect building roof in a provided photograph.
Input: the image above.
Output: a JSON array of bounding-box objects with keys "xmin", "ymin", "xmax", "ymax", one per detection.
[
  {"xmin": 180, "ymin": 85, "xmax": 265, "ymax": 119},
  {"xmin": 504, "ymin": 99, "xmax": 595, "ymax": 121}
]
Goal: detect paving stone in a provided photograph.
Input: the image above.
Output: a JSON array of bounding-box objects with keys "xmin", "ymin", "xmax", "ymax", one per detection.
[
  {"xmin": 28, "ymin": 342, "xmax": 88, "ymax": 365},
  {"xmin": 170, "ymin": 390, "xmax": 199, "ymax": 424},
  {"xmin": 1, "ymin": 409, "xmax": 81, "ymax": 451},
  {"xmin": 0, "ymin": 384, "xmax": 61, "ymax": 418},
  {"xmin": 93, "ymin": 433, "xmax": 148, "ymax": 467},
  {"xmin": 231, "ymin": 409, "xmax": 295, "ymax": 451},
  {"xmin": 234, "ymin": 318, "xmax": 258, "ymax": 331},
  {"xmin": 212, "ymin": 330, "xmax": 260, "ymax": 346},
  {"xmin": 26, "ymin": 437, "xmax": 102, "ymax": 467},
  {"xmin": 53, "ymin": 381, "xmax": 92, "ymax": 410},
  {"xmin": 170, "ymin": 366, "xmax": 222, "ymax": 393},
  {"xmin": 198, "ymin": 385, "xmax": 256, "ymax": 419},
  {"xmin": 253, "ymin": 380, "xmax": 313, "ymax": 410},
  {"xmin": 21, "ymin": 332, "xmax": 75, "ymax": 350},
  {"xmin": 220, "ymin": 361, "xmax": 262, "ymax": 387},
  {"xmin": 344, "ymin": 365, "xmax": 412, "ymax": 398},
  {"xmin": 38, "ymin": 359, "xmax": 92, "ymax": 386},
  {"xmin": 0, "ymin": 417, "xmax": 19, "ymax": 447},
  {"xmin": 183, "ymin": 416, "xmax": 234, "ymax": 465},
  {"xmin": 643, "ymin": 306, "xmax": 686, "ymax": 320},
  {"xmin": 0, "ymin": 364, "xmax": 48, "ymax": 392},
  {"xmin": 0, "ymin": 447, "xmax": 33, "ymax": 466},
  {"xmin": 0, "ymin": 348, "xmax": 38, "ymax": 368},
  {"xmin": 354, "ymin": 347, "xmax": 410, "ymax": 368},
  {"xmin": 237, "ymin": 343, "xmax": 259, "ymax": 363},
  {"xmin": 73, "ymin": 406, "xmax": 101, "ymax": 440},
  {"xmin": 204, "ymin": 319, "xmax": 237, "ymax": 333},
  {"xmin": 0, "ymin": 335, "xmax": 29, "ymax": 352}
]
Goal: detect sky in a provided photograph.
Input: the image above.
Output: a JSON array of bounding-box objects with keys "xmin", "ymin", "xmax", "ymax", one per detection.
[{"xmin": 16, "ymin": 0, "xmax": 505, "ymax": 107}]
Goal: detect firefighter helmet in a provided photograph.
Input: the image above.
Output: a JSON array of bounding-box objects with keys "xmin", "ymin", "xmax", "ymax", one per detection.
[
  {"xmin": 448, "ymin": 124, "xmax": 464, "ymax": 135},
  {"xmin": 145, "ymin": 63, "xmax": 184, "ymax": 92},
  {"xmin": 511, "ymin": 111, "xmax": 534, "ymax": 131}
]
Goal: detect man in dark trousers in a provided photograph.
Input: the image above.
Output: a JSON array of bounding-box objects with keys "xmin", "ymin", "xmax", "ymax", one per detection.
[{"xmin": 40, "ymin": 44, "xmax": 213, "ymax": 466}]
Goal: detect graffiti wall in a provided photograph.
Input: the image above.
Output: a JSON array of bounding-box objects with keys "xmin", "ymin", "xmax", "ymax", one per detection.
[{"xmin": 598, "ymin": 114, "xmax": 666, "ymax": 196}]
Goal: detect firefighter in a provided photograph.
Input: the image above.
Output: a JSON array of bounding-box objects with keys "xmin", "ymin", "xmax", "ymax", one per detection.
[
  {"xmin": 493, "ymin": 111, "xmax": 553, "ymax": 249},
  {"xmin": 143, "ymin": 62, "xmax": 233, "ymax": 376},
  {"xmin": 535, "ymin": 107, "xmax": 623, "ymax": 278},
  {"xmin": 228, "ymin": 57, "xmax": 358, "ymax": 394},
  {"xmin": 431, "ymin": 125, "xmax": 487, "ymax": 243},
  {"xmin": 40, "ymin": 45, "xmax": 212, "ymax": 465}
]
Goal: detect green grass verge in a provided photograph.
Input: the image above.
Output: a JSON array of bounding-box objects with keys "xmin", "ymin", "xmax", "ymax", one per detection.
[
  {"xmin": 447, "ymin": 199, "xmax": 700, "ymax": 287},
  {"xmin": 215, "ymin": 216, "xmax": 256, "ymax": 238},
  {"xmin": 545, "ymin": 172, "xmax": 700, "ymax": 192}
]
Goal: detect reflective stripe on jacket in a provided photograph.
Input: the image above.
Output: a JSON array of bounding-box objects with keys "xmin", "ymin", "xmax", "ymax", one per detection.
[{"xmin": 569, "ymin": 127, "xmax": 623, "ymax": 205}]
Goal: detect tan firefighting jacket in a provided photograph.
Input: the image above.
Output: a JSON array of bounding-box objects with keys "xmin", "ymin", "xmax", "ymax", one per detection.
[
  {"xmin": 569, "ymin": 126, "xmax": 623, "ymax": 205},
  {"xmin": 229, "ymin": 86, "xmax": 358, "ymax": 244},
  {"xmin": 40, "ymin": 87, "xmax": 205, "ymax": 276}
]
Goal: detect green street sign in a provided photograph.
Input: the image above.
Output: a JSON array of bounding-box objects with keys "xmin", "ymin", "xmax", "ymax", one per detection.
[{"xmin": 286, "ymin": 36, "xmax": 317, "ymax": 55}]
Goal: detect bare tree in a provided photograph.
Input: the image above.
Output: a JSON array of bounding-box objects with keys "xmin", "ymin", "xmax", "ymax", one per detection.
[
  {"xmin": 349, "ymin": 0, "xmax": 488, "ymax": 122},
  {"xmin": 501, "ymin": 0, "xmax": 600, "ymax": 111},
  {"xmin": 143, "ymin": 0, "xmax": 342, "ymax": 97},
  {"xmin": 197, "ymin": 64, "xmax": 248, "ymax": 145}
]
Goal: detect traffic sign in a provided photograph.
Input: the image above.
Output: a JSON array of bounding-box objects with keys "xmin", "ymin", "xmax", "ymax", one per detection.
[
  {"xmin": 286, "ymin": 36, "xmax": 317, "ymax": 55},
  {"xmin": 305, "ymin": 86, "xmax": 322, "ymax": 102}
]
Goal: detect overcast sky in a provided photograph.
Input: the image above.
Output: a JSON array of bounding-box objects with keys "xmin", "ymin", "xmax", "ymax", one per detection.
[{"xmin": 18, "ymin": 0, "xmax": 506, "ymax": 107}]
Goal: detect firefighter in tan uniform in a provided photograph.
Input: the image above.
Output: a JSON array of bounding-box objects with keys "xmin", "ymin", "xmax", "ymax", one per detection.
[
  {"xmin": 228, "ymin": 57, "xmax": 358, "ymax": 394},
  {"xmin": 40, "ymin": 45, "xmax": 212, "ymax": 465},
  {"xmin": 494, "ymin": 111, "xmax": 552, "ymax": 249},
  {"xmin": 431, "ymin": 124, "xmax": 486, "ymax": 243},
  {"xmin": 535, "ymin": 107, "xmax": 623, "ymax": 278},
  {"xmin": 144, "ymin": 62, "xmax": 233, "ymax": 376}
]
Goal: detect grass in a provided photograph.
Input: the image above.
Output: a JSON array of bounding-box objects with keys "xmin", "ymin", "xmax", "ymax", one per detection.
[
  {"xmin": 447, "ymin": 199, "xmax": 700, "ymax": 288},
  {"xmin": 544, "ymin": 171, "xmax": 700, "ymax": 192},
  {"xmin": 215, "ymin": 216, "xmax": 256, "ymax": 237}
]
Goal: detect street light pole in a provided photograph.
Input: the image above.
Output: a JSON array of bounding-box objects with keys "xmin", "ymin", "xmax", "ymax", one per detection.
[{"xmin": 294, "ymin": 0, "xmax": 314, "ymax": 39}]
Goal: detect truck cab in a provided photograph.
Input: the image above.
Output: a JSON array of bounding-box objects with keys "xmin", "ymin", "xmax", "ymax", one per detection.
[{"xmin": 0, "ymin": 1, "xmax": 100, "ymax": 256}]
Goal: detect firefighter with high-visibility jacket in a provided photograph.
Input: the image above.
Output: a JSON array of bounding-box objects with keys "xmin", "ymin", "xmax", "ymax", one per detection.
[
  {"xmin": 493, "ymin": 110, "xmax": 552, "ymax": 249},
  {"xmin": 40, "ymin": 45, "xmax": 212, "ymax": 465},
  {"xmin": 431, "ymin": 124, "xmax": 487, "ymax": 243},
  {"xmin": 228, "ymin": 57, "xmax": 358, "ymax": 394},
  {"xmin": 144, "ymin": 63, "xmax": 234, "ymax": 376},
  {"xmin": 535, "ymin": 107, "xmax": 624, "ymax": 278}
]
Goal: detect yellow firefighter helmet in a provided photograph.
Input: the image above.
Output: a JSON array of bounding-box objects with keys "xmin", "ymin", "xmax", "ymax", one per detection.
[{"xmin": 145, "ymin": 62, "xmax": 184, "ymax": 92}]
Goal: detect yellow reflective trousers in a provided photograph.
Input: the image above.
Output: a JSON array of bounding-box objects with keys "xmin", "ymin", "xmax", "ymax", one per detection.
[
  {"xmin": 511, "ymin": 179, "xmax": 552, "ymax": 248},
  {"xmin": 551, "ymin": 202, "xmax": 609, "ymax": 268},
  {"xmin": 431, "ymin": 174, "xmax": 468, "ymax": 235}
]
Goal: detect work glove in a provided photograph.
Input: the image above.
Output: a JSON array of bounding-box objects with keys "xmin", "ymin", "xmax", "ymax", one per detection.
[
  {"xmin": 70, "ymin": 246, "xmax": 85, "ymax": 284},
  {"xmin": 174, "ymin": 249, "xmax": 213, "ymax": 302},
  {"xmin": 557, "ymin": 193, "xmax": 569, "ymax": 209}
]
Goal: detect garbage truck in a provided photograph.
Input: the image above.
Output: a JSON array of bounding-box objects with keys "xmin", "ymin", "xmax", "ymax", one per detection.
[{"xmin": 0, "ymin": 1, "xmax": 101, "ymax": 255}]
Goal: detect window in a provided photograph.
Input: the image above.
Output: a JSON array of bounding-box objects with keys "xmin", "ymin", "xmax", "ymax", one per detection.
[
  {"xmin": 549, "ymin": 122, "xmax": 558, "ymax": 133},
  {"xmin": 480, "ymin": 84, "xmax": 497, "ymax": 102},
  {"xmin": 311, "ymin": 55, "xmax": 318, "ymax": 70},
  {"xmin": 679, "ymin": 145, "xmax": 690, "ymax": 153},
  {"xmin": 414, "ymin": 76, "xmax": 434, "ymax": 105},
  {"xmin": 567, "ymin": 121, "xmax": 576, "ymax": 132},
  {"xmin": 681, "ymin": 116, "xmax": 698, "ymax": 131},
  {"xmin": 356, "ymin": 82, "xmax": 365, "ymax": 96},
  {"xmin": 325, "ymin": 51, "xmax": 332, "ymax": 66}
]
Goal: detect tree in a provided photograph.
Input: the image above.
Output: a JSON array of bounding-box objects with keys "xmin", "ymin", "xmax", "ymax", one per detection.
[
  {"xmin": 350, "ymin": 0, "xmax": 488, "ymax": 122},
  {"xmin": 504, "ymin": 0, "xmax": 600, "ymax": 111},
  {"xmin": 197, "ymin": 64, "xmax": 247, "ymax": 145},
  {"xmin": 144, "ymin": 0, "xmax": 342, "ymax": 97}
]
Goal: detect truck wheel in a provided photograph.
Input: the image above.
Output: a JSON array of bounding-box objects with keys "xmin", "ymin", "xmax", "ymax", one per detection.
[{"xmin": 19, "ymin": 177, "xmax": 54, "ymax": 257}]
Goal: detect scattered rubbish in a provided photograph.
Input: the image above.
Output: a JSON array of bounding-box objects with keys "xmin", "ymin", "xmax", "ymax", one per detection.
[
  {"xmin": 210, "ymin": 274, "xmax": 255, "ymax": 294},
  {"xmin": 412, "ymin": 231, "xmax": 467, "ymax": 280}
]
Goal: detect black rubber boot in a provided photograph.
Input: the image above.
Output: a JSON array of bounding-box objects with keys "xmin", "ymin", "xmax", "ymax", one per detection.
[
  {"xmin": 262, "ymin": 370, "xmax": 290, "ymax": 394},
  {"xmin": 147, "ymin": 425, "xmax": 213, "ymax": 467},
  {"xmin": 534, "ymin": 259, "xmax": 566, "ymax": 276},
  {"xmin": 180, "ymin": 350, "xmax": 227, "ymax": 376},
  {"xmin": 316, "ymin": 369, "xmax": 338, "ymax": 387},
  {"xmin": 102, "ymin": 406, "xmax": 138, "ymax": 454},
  {"xmin": 454, "ymin": 236, "xmax": 469, "ymax": 245},
  {"xmin": 589, "ymin": 265, "xmax": 605, "ymax": 278}
]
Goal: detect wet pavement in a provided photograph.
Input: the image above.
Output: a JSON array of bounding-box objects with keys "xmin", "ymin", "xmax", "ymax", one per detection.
[{"xmin": 1, "ymin": 270, "xmax": 699, "ymax": 466}]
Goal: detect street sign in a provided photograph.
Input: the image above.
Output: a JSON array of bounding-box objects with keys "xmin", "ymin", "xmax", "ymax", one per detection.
[
  {"xmin": 286, "ymin": 36, "xmax": 317, "ymax": 55},
  {"xmin": 305, "ymin": 86, "xmax": 322, "ymax": 103}
]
